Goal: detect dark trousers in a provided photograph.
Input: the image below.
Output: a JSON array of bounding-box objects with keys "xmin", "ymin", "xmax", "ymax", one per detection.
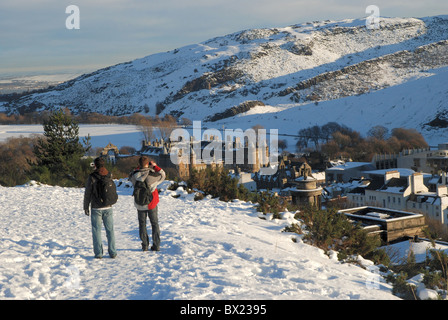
[{"xmin": 138, "ymin": 207, "xmax": 160, "ymax": 250}]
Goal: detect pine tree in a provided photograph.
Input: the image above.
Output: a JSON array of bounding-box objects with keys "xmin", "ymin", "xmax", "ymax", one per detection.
[{"xmin": 29, "ymin": 109, "xmax": 90, "ymax": 185}]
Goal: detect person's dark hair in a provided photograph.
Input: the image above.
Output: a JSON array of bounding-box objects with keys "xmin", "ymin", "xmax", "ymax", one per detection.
[{"xmin": 94, "ymin": 157, "xmax": 105, "ymax": 169}]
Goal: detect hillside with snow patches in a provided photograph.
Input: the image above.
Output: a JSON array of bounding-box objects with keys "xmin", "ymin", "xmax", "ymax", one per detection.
[
  {"xmin": 3, "ymin": 15, "xmax": 448, "ymax": 142},
  {"xmin": 0, "ymin": 180, "xmax": 403, "ymax": 300}
]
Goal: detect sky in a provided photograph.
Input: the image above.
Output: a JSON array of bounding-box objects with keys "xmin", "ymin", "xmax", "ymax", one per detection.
[{"xmin": 0, "ymin": 0, "xmax": 447, "ymax": 77}]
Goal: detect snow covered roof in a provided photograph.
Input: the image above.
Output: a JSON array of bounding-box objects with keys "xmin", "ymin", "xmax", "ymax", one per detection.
[
  {"xmin": 364, "ymin": 168, "xmax": 416, "ymax": 177},
  {"xmin": 295, "ymin": 171, "xmax": 326, "ymax": 181},
  {"xmin": 327, "ymin": 162, "xmax": 374, "ymax": 171}
]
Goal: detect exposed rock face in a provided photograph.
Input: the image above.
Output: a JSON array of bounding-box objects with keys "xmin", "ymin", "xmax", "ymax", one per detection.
[
  {"xmin": 205, "ymin": 101, "xmax": 265, "ymax": 122},
  {"xmin": 281, "ymin": 40, "xmax": 448, "ymax": 103}
]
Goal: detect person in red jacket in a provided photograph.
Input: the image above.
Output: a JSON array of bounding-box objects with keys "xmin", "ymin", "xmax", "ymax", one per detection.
[{"xmin": 129, "ymin": 156, "xmax": 166, "ymax": 251}]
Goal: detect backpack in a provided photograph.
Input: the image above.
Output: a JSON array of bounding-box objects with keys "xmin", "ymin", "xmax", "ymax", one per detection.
[
  {"xmin": 92, "ymin": 173, "xmax": 118, "ymax": 207},
  {"xmin": 133, "ymin": 179, "xmax": 153, "ymax": 206}
]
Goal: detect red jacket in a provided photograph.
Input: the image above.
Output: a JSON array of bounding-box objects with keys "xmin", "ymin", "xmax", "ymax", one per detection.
[
  {"xmin": 147, "ymin": 165, "xmax": 162, "ymax": 210},
  {"xmin": 130, "ymin": 164, "xmax": 165, "ymax": 211}
]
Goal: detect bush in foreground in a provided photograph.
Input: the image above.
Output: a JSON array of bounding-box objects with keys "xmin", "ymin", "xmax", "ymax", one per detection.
[{"xmin": 293, "ymin": 206, "xmax": 381, "ymax": 260}]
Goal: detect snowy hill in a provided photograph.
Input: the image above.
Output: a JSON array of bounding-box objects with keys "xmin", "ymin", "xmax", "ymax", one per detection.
[
  {"xmin": 3, "ymin": 15, "xmax": 448, "ymax": 142},
  {"xmin": 0, "ymin": 180, "xmax": 400, "ymax": 300},
  {"xmin": 213, "ymin": 65, "xmax": 448, "ymax": 147}
]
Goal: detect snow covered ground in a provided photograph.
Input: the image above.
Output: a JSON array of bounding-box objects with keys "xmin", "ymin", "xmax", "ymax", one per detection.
[
  {"xmin": 0, "ymin": 180, "xmax": 400, "ymax": 300},
  {"xmin": 384, "ymin": 239, "xmax": 448, "ymax": 265}
]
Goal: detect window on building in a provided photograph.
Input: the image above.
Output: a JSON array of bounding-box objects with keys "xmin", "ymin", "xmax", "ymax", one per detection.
[{"xmin": 414, "ymin": 159, "xmax": 420, "ymax": 167}]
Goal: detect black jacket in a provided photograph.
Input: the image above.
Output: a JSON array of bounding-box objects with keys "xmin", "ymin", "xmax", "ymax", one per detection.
[{"xmin": 84, "ymin": 168, "xmax": 111, "ymax": 211}]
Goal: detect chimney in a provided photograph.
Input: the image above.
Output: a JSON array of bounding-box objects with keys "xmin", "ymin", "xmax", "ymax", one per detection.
[
  {"xmin": 437, "ymin": 184, "xmax": 448, "ymax": 197},
  {"xmin": 409, "ymin": 173, "xmax": 427, "ymax": 194},
  {"xmin": 384, "ymin": 170, "xmax": 400, "ymax": 184}
]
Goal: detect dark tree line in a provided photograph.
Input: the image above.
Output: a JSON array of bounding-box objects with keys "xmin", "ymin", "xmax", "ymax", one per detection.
[
  {"xmin": 296, "ymin": 123, "xmax": 429, "ymax": 162},
  {"xmin": 0, "ymin": 108, "xmax": 191, "ymax": 127},
  {"xmin": 296, "ymin": 122, "xmax": 351, "ymax": 150}
]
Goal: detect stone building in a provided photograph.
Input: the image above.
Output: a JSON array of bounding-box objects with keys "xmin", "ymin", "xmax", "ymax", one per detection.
[
  {"xmin": 139, "ymin": 136, "xmax": 270, "ymax": 180},
  {"xmin": 325, "ymin": 161, "xmax": 375, "ymax": 184},
  {"xmin": 253, "ymin": 156, "xmax": 323, "ymax": 209},
  {"xmin": 252, "ymin": 156, "xmax": 313, "ymax": 190},
  {"xmin": 338, "ymin": 206, "xmax": 425, "ymax": 243},
  {"xmin": 372, "ymin": 143, "xmax": 448, "ymax": 174},
  {"xmin": 100, "ymin": 142, "xmax": 120, "ymax": 164},
  {"xmin": 348, "ymin": 170, "xmax": 448, "ymax": 226},
  {"xmin": 289, "ymin": 174, "xmax": 323, "ymax": 209}
]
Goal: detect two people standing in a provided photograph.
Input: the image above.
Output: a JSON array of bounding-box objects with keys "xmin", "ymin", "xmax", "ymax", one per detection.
[{"xmin": 83, "ymin": 156, "xmax": 165, "ymax": 259}]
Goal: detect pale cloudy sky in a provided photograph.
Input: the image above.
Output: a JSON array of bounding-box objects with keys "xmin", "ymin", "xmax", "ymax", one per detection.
[{"xmin": 0, "ymin": 0, "xmax": 447, "ymax": 76}]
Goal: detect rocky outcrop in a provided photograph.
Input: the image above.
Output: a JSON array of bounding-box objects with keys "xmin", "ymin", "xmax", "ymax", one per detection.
[
  {"xmin": 280, "ymin": 40, "xmax": 448, "ymax": 103},
  {"xmin": 205, "ymin": 100, "xmax": 265, "ymax": 122}
]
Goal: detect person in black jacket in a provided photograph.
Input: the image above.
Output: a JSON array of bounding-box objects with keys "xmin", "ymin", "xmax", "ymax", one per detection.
[{"xmin": 83, "ymin": 157, "xmax": 117, "ymax": 259}]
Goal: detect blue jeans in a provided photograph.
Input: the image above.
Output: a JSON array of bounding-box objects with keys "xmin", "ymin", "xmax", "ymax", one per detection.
[
  {"xmin": 138, "ymin": 207, "xmax": 160, "ymax": 250},
  {"xmin": 91, "ymin": 208, "xmax": 117, "ymax": 258}
]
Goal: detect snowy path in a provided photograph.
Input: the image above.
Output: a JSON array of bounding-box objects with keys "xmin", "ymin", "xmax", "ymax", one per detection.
[{"xmin": 0, "ymin": 181, "xmax": 399, "ymax": 300}]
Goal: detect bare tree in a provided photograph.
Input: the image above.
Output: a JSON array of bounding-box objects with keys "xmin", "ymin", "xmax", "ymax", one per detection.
[
  {"xmin": 367, "ymin": 125, "xmax": 389, "ymax": 140},
  {"xmin": 277, "ymin": 139, "xmax": 288, "ymax": 152},
  {"xmin": 138, "ymin": 117, "xmax": 155, "ymax": 143},
  {"xmin": 157, "ymin": 115, "xmax": 177, "ymax": 140},
  {"xmin": 180, "ymin": 117, "xmax": 192, "ymax": 127},
  {"xmin": 309, "ymin": 125, "xmax": 322, "ymax": 149}
]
